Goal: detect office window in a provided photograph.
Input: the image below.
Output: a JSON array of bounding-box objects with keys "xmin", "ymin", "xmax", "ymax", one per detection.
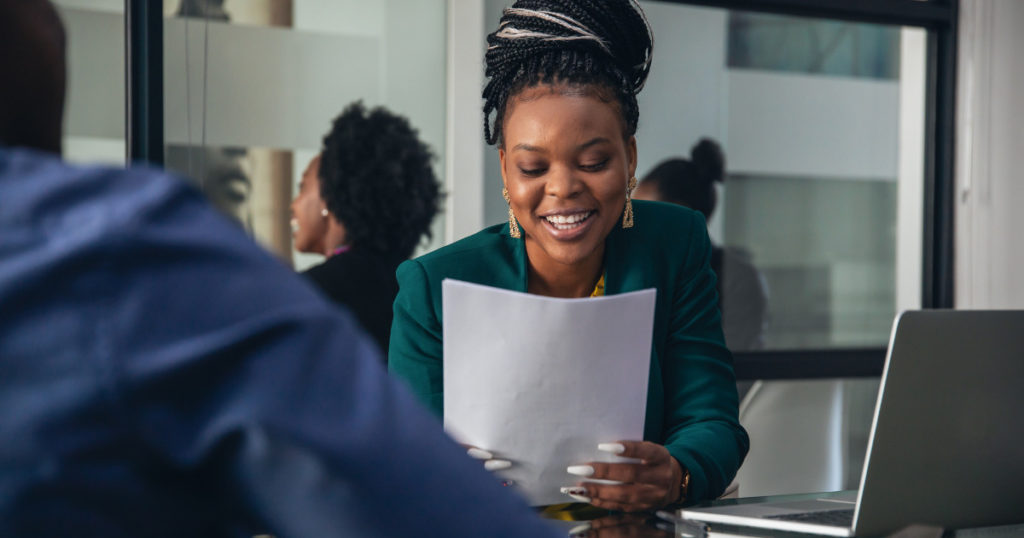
[
  {"xmin": 728, "ymin": 12, "xmax": 901, "ymax": 80},
  {"xmin": 161, "ymin": 0, "xmax": 448, "ymax": 269},
  {"xmin": 633, "ymin": 1, "xmax": 926, "ymax": 352},
  {"xmin": 52, "ymin": 0, "xmax": 126, "ymax": 166}
]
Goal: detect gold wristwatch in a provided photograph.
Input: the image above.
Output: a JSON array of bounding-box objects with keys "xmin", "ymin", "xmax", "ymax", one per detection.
[{"xmin": 677, "ymin": 467, "xmax": 691, "ymax": 504}]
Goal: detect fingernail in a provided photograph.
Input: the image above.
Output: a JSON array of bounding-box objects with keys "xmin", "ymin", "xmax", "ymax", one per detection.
[
  {"xmin": 560, "ymin": 486, "xmax": 589, "ymax": 496},
  {"xmin": 484, "ymin": 459, "xmax": 512, "ymax": 471},
  {"xmin": 598, "ymin": 442, "xmax": 626, "ymax": 454},
  {"xmin": 567, "ymin": 464, "xmax": 594, "ymax": 477},
  {"xmin": 467, "ymin": 448, "xmax": 492, "ymax": 460},
  {"xmin": 567, "ymin": 493, "xmax": 592, "ymax": 503}
]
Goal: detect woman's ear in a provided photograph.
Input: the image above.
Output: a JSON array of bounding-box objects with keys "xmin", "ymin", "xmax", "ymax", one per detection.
[
  {"xmin": 499, "ymin": 147, "xmax": 509, "ymax": 192},
  {"xmin": 627, "ymin": 136, "xmax": 638, "ymax": 179}
]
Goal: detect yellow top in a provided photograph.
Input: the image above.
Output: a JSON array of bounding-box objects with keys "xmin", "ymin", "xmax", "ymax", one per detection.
[{"xmin": 590, "ymin": 274, "xmax": 605, "ymax": 297}]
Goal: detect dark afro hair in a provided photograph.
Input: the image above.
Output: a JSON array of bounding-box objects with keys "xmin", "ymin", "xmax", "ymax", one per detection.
[
  {"xmin": 642, "ymin": 138, "xmax": 726, "ymax": 219},
  {"xmin": 319, "ymin": 102, "xmax": 441, "ymax": 262},
  {"xmin": 482, "ymin": 0, "xmax": 653, "ymax": 146},
  {"xmin": 0, "ymin": 0, "xmax": 66, "ymax": 152}
]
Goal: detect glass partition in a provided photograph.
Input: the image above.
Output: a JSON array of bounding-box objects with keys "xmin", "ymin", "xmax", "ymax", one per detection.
[
  {"xmin": 635, "ymin": 2, "xmax": 926, "ymax": 352},
  {"xmin": 53, "ymin": 0, "xmax": 126, "ymax": 166},
  {"xmin": 162, "ymin": 0, "xmax": 448, "ymax": 268}
]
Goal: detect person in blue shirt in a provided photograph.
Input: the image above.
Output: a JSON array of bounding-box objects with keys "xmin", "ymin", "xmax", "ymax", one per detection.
[{"xmin": 0, "ymin": 1, "xmax": 558, "ymax": 536}]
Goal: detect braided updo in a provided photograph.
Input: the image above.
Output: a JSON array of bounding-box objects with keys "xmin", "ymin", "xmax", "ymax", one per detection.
[
  {"xmin": 641, "ymin": 138, "xmax": 726, "ymax": 219},
  {"xmin": 482, "ymin": 0, "xmax": 653, "ymax": 146}
]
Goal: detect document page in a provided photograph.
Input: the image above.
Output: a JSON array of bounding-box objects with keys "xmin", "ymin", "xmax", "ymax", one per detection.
[{"xmin": 442, "ymin": 279, "xmax": 656, "ymax": 506}]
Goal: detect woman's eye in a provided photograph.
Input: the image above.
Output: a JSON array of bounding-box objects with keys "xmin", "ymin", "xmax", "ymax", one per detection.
[
  {"xmin": 580, "ymin": 159, "xmax": 609, "ymax": 172},
  {"xmin": 519, "ymin": 167, "xmax": 546, "ymax": 177}
]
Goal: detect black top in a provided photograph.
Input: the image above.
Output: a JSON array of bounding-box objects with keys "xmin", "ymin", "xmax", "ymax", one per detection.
[
  {"xmin": 303, "ymin": 249, "xmax": 399, "ymax": 358},
  {"xmin": 711, "ymin": 245, "xmax": 768, "ymax": 351}
]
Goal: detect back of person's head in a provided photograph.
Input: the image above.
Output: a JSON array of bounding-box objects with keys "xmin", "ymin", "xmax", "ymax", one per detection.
[
  {"xmin": 641, "ymin": 139, "xmax": 725, "ymax": 220},
  {"xmin": 481, "ymin": 0, "xmax": 653, "ymax": 146},
  {"xmin": 319, "ymin": 102, "xmax": 441, "ymax": 262},
  {"xmin": 0, "ymin": 0, "xmax": 66, "ymax": 154}
]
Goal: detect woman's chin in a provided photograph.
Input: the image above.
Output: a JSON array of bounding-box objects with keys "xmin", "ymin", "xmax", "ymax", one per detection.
[{"xmin": 530, "ymin": 240, "xmax": 603, "ymax": 268}]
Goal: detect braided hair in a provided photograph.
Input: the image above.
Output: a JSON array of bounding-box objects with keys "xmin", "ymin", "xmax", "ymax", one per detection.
[
  {"xmin": 482, "ymin": 0, "xmax": 653, "ymax": 146},
  {"xmin": 642, "ymin": 138, "xmax": 726, "ymax": 219}
]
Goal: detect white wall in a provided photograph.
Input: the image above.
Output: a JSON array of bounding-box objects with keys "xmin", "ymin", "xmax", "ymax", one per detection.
[
  {"xmin": 446, "ymin": 0, "xmax": 486, "ymax": 242},
  {"xmin": 955, "ymin": 0, "xmax": 1024, "ymax": 308},
  {"xmin": 726, "ymin": 71, "xmax": 899, "ymax": 180}
]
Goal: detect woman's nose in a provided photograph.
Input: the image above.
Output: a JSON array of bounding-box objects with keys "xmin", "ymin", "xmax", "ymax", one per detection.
[{"xmin": 544, "ymin": 165, "xmax": 582, "ymax": 198}]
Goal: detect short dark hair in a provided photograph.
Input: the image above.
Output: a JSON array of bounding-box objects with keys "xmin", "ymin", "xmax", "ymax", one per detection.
[
  {"xmin": 318, "ymin": 102, "xmax": 441, "ymax": 262},
  {"xmin": 481, "ymin": 0, "xmax": 654, "ymax": 146},
  {"xmin": 0, "ymin": 0, "xmax": 66, "ymax": 153},
  {"xmin": 642, "ymin": 138, "xmax": 726, "ymax": 219}
]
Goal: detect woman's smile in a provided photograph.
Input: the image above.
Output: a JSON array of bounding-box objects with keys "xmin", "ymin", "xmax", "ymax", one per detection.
[{"xmin": 539, "ymin": 209, "xmax": 596, "ymax": 239}]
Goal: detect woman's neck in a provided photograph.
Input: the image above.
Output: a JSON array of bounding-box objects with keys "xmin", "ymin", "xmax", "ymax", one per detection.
[
  {"xmin": 525, "ymin": 244, "xmax": 605, "ymax": 298},
  {"xmin": 320, "ymin": 224, "xmax": 348, "ymax": 257}
]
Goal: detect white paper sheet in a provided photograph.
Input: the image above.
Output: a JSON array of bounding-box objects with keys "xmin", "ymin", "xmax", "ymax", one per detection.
[{"xmin": 442, "ymin": 279, "xmax": 656, "ymax": 506}]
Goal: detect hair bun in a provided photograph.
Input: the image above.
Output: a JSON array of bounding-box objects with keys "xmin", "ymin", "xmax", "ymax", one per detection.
[
  {"xmin": 690, "ymin": 138, "xmax": 725, "ymax": 184},
  {"xmin": 487, "ymin": 0, "xmax": 653, "ymax": 94}
]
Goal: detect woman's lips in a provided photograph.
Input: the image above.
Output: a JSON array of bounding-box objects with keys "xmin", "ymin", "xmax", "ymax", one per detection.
[{"xmin": 539, "ymin": 210, "xmax": 595, "ymax": 240}]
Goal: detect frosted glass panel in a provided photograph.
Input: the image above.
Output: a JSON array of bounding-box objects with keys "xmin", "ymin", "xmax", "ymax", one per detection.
[
  {"xmin": 628, "ymin": 2, "xmax": 926, "ymax": 351},
  {"xmin": 162, "ymin": 0, "xmax": 447, "ymax": 266},
  {"xmin": 52, "ymin": 2, "xmax": 126, "ymax": 166}
]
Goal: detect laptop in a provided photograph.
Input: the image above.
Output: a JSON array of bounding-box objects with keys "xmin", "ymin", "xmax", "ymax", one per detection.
[{"xmin": 681, "ymin": 310, "xmax": 1024, "ymax": 536}]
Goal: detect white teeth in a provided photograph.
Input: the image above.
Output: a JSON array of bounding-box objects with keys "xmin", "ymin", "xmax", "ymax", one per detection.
[
  {"xmin": 545, "ymin": 211, "xmax": 592, "ymax": 231},
  {"xmin": 290, "ymin": 218, "xmax": 300, "ymax": 233}
]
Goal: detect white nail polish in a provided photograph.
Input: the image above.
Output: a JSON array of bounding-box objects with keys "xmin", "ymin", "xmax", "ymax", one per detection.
[
  {"xmin": 567, "ymin": 493, "xmax": 592, "ymax": 503},
  {"xmin": 567, "ymin": 465, "xmax": 595, "ymax": 477},
  {"xmin": 485, "ymin": 459, "xmax": 512, "ymax": 471},
  {"xmin": 561, "ymin": 486, "xmax": 588, "ymax": 496},
  {"xmin": 598, "ymin": 442, "xmax": 626, "ymax": 454},
  {"xmin": 467, "ymin": 448, "xmax": 492, "ymax": 460}
]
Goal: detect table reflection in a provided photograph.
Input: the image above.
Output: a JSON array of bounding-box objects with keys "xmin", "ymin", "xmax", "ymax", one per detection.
[{"xmin": 541, "ymin": 504, "xmax": 675, "ymax": 538}]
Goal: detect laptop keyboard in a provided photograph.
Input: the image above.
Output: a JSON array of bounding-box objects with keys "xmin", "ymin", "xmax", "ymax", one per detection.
[{"xmin": 764, "ymin": 509, "xmax": 854, "ymax": 527}]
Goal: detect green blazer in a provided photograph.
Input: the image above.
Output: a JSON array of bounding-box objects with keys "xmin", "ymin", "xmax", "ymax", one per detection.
[{"xmin": 388, "ymin": 200, "xmax": 749, "ymax": 502}]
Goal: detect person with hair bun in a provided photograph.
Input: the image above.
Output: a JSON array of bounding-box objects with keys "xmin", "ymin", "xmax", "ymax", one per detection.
[
  {"xmin": 389, "ymin": 0, "xmax": 748, "ymax": 512},
  {"xmin": 635, "ymin": 139, "xmax": 769, "ymax": 351},
  {"xmin": 291, "ymin": 102, "xmax": 441, "ymax": 356}
]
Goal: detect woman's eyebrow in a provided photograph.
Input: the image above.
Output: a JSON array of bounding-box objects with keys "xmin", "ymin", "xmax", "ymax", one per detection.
[
  {"xmin": 577, "ymin": 137, "xmax": 611, "ymax": 151},
  {"xmin": 511, "ymin": 142, "xmax": 545, "ymax": 153},
  {"xmin": 511, "ymin": 137, "xmax": 611, "ymax": 153}
]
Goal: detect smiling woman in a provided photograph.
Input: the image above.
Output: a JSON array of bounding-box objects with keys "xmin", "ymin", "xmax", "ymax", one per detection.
[
  {"xmin": 388, "ymin": 0, "xmax": 748, "ymax": 512},
  {"xmin": 500, "ymin": 86, "xmax": 637, "ymax": 297}
]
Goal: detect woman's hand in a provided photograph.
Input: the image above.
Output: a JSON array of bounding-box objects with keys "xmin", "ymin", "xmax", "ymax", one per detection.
[{"xmin": 564, "ymin": 441, "xmax": 683, "ymax": 512}]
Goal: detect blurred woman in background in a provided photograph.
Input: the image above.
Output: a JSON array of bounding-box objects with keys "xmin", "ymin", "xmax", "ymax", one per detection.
[
  {"xmin": 291, "ymin": 102, "xmax": 440, "ymax": 357},
  {"xmin": 634, "ymin": 139, "xmax": 768, "ymax": 351}
]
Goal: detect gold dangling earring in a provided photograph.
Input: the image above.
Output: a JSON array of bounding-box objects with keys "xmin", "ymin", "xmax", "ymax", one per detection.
[
  {"xmin": 502, "ymin": 187, "xmax": 521, "ymax": 238},
  {"xmin": 623, "ymin": 176, "xmax": 638, "ymax": 229}
]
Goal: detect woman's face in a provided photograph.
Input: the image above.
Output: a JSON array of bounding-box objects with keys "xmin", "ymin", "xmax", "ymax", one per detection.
[
  {"xmin": 499, "ymin": 85, "xmax": 637, "ymax": 272},
  {"xmin": 290, "ymin": 154, "xmax": 328, "ymax": 254}
]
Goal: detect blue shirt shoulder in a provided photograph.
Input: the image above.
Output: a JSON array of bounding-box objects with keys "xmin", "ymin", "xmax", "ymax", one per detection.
[{"xmin": 0, "ymin": 148, "xmax": 559, "ymax": 538}]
